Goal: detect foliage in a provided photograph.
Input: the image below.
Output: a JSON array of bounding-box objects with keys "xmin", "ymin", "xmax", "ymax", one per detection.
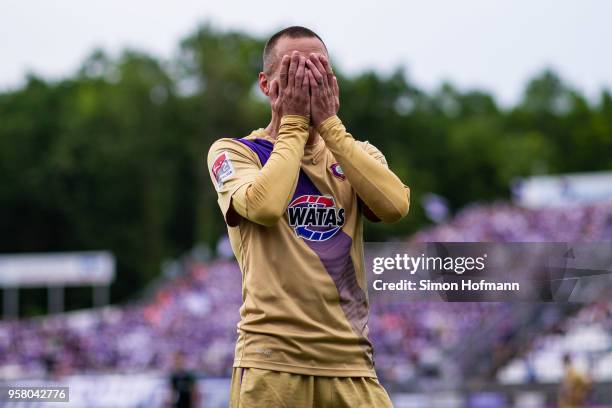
[{"xmin": 1, "ymin": 25, "xmax": 610, "ymax": 303}]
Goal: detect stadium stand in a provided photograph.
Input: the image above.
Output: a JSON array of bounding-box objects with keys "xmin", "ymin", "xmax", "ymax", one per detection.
[
  {"xmin": 498, "ymin": 301, "xmax": 612, "ymax": 384},
  {"xmin": 1, "ymin": 201, "xmax": 611, "ymax": 407}
]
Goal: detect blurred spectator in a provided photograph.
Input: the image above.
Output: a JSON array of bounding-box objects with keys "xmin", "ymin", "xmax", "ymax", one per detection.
[{"xmin": 168, "ymin": 351, "xmax": 199, "ymax": 408}]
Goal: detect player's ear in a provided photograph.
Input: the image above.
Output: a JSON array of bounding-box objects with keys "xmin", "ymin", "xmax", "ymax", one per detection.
[{"xmin": 258, "ymin": 72, "xmax": 270, "ymax": 96}]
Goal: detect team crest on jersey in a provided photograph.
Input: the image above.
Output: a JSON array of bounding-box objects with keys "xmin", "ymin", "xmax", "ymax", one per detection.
[
  {"xmin": 330, "ymin": 163, "xmax": 345, "ymax": 181},
  {"xmin": 287, "ymin": 195, "xmax": 345, "ymax": 241},
  {"xmin": 211, "ymin": 151, "xmax": 234, "ymax": 188}
]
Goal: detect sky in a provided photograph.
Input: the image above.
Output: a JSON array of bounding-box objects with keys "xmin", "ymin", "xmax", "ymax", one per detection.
[{"xmin": 2, "ymin": 0, "xmax": 612, "ymax": 105}]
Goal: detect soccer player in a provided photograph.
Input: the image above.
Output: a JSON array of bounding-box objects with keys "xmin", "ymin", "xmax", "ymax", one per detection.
[
  {"xmin": 558, "ymin": 353, "xmax": 592, "ymax": 408},
  {"xmin": 207, "ymin": 26, "xmax": 410, "ymax": 407}
]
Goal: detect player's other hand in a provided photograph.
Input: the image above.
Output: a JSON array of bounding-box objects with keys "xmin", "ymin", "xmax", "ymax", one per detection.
[
  {"xmin": 306, "ymin": 53, "xmax": 339, "ymax": 127},
  {"xmin": 270, "ymin": 51, "xmax": 310, "ymax": 118}
]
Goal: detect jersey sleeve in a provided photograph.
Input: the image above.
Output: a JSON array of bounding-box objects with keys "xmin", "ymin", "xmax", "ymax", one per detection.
[
  {"xmin": 207, "ymin": 138, "xmax": 260, "ymax": 225},
  {"xmin": 355, "ymin": 141, "xmax": 391, "ymax": 221},
  {"xmin": 357, "ymin": 140, "xmax": 389, "ymax": 167},
  {"xmin": 207, "ymin": 115, "xmax": 310, "ymax": 227},
  {"xmin": 316, "ymin": 115, "xmax": 409, "ymax": 223}
]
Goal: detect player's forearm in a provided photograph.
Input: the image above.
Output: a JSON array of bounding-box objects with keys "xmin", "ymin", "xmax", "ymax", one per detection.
[
  {"xmin": 232, "ymin": 115, "xmax": 309, "ymax": 226},
  {"xmin": 317, "ymin": 115, "xmax": 410, "ymax": 223}
]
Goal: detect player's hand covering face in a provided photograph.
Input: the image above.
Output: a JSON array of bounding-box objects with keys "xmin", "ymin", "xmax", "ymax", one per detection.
[
  {"xmin": 269, "ymin": 50, "xmax": 311, "ymax": 118},
  {"xmin": 306, "ymin": 53, "xmax": 340, "ymax": 127}
]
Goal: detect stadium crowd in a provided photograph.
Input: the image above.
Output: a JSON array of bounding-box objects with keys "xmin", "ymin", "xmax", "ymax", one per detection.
[
  {"xmin": 1, "ymin": 202, "xmax": 611, "ymax": 387},
  {"xmin": 498, "ymin": 300, "xmax": 612, "ymax": 384},
  {"xmin": 412, "ymin": 201, "xmax": 612, "ymax": 242}
]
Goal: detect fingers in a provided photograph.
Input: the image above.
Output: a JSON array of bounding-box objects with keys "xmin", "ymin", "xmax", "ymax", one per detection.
[
  {"xmin": 332, "ymin": 76, "xmax": 340, "ymax": 110},
  {"xmin": 307, "ymin": 69, "xmax": 319, "ymax": 97},
  {"xmin": 279, "ymin": 55, "xmax": 290, "ymax": 89},
  {"xmin": 295, "ymin": 55, "xmax": 306, "ymax": 92},
  {"xmin": 287, "ymin": 51, "xmax": 299, "ymax": 89},
  {"xmin": 319, "ymin": 55, "xmax": 335, "ymax": 89},
  {"xmin": 270, "ymin": 79, "xmax": 279, "ymax": 102},
  {"xmin": 308, "ymin": 53, "xmax": 328, "ymax": 88},
  {"xmin": 332, "ymin": 76, "xmax": 339, "ymax": 98},
  {"xmin": 302, "ymin": 68, "xmax": 310, "ymax": 92},
  {"xmin": 306, "ymin": 58, "xmax": 325, "ymax": 89}
]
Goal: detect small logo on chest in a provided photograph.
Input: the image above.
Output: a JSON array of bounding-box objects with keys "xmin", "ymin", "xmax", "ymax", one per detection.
[{"xmin": 329, "ymin": 163, "xmax": 345, "ymax": 181}]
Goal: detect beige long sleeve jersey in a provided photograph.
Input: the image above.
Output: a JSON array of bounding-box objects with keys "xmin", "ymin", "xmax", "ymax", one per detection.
[{"xmin": 207, "ymin": 114, "xmax": 409, "ymax": 377}]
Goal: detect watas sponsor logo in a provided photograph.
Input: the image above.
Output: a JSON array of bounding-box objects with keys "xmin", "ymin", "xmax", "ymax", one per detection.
[{"xmin": 287, "ymin": 195, "xmax": 345, "ymax": 241}]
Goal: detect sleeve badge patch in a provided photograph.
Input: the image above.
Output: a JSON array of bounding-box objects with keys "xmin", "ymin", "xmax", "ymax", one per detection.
[
  {"xmin": 212, "ymin": 151, "xmax": 235, "ymax": 188},
  {"xmin": 330, "ymin": 163, "xmax": 346, "ymax": 181}
]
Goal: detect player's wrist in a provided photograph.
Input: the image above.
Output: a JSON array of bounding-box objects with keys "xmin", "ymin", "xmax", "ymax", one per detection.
[
  {"xmin": 280, "ymin": 114, "xmax": 310, "ymax": 126},
  {"xmin": 279, "ymin": 115, "xmax": 310, "ymax": 139},
  {"xmin": 311, "ymin": 111, "xmax": 335, "ymax": 128},
  {"xmin": 315, "ymin": 115, "xmax": 342, "ymax": 136}
]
